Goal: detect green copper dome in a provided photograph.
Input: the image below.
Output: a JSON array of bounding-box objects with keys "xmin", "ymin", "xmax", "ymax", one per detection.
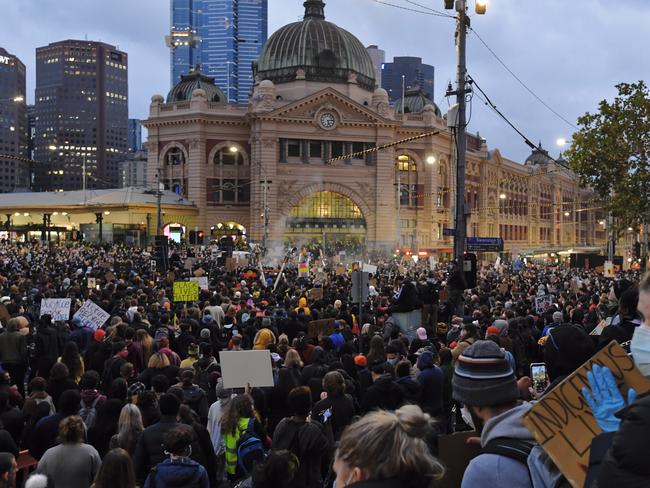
[
  {"xmin": 394, "ymin": 88, "xmax": 442, "ymax": 116},
  {"xmin": 167, "ymin": 68, "xmax": 225, "ymax": 103},
  {"xmin": 254, "ymin": 0, "xmax": 376, "ymax": 91}
]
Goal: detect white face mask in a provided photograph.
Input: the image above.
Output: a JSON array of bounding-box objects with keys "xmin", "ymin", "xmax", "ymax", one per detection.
[{"xmin": 631, "ymin": 324, "xmax": 650, "ymax": 377}]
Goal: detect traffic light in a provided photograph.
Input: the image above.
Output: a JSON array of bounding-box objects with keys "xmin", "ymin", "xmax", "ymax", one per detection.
[
  {"xmin": 197, "ymin": 230, "xmax": 205, "ymax": 245},
  {"xmin": 189, "ymin": 230, "xmax": 197, "ymax": 245},
  {"xmin": 634, "ymin": 242, "xmax": 641, "ymax": 258}
]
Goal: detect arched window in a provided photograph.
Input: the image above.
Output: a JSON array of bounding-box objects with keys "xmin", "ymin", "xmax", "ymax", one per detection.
[
  {"xmin": 214, "ymin": 147, "xmax": 244, "ymax": 165},
  {"xmin": 207, "ymin": 146, "xmax": 249, "ymax": 205},
  {"xmin": 165, "ymin": 147, "xmax": 185, "ymax": 166}
]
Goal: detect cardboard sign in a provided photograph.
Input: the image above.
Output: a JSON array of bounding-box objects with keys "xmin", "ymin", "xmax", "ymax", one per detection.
[
  {"xmin": 105, "ymin": 272, "xmax": 116, "ymax": 282},
  {"xmin": 73, "ymin": 300, "xmax": 110, "ymax": 330},
  {"xmin": 535, "ymin": 295, "xmax": 553, "ymax": 315},
  {"xmin": 335, "ymin": 266, "xmax": 346, "ymax": 276},
  {"xmin": 190, "ymin": 276, "xmax": 209, "ymax": 291},
  {"xmin": 219, "ymin": 350, "xmax": 275, "ymax": 389},
  {"xmin": 184, "ymin": 257, "xmax": 196, "ymax": 270},
  {"xmin": 438, "ymin": 431, "xmax": 481, "ymax": 488},
  {"xmin": 40, "ymin": 298, "xmax": 72, "ymax": 321},
  {"xmin": 87, "ymin": 277, "xmax": 96, "ymax": 289},
  {"xmin": 522, "ymin": 341, "xmax": 650, "ymax": 488},
  {"xmin": 225, "ymin": 257, "xmax": 237, "ymax": 272},
  {"xmin": 308, "ymin": 318, "xmax": 335, "ymax": 338},
  {"xmin": 193, "ymin": 267, "xmax": 206, "ymax": 277},
  {"xmin": 362, "ymin": 263, "xmax": 378, "ymax": 275},
  {"xmin": 310, "ymin": 287, "xmax": 324, "ymax": 300},
  {"xmin": 173, "ymin": 281, "xmax": 199, "ymax": 302}
]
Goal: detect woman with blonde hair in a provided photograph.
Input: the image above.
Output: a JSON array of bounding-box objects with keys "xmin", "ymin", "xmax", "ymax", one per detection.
[
  {"xmin": 109, "ymin": 404, "xmax": 144, "ymax": 455},
  {"xmin": 134, "ymin": 329, "xmax": 154, "ymax": 370},
  {"xmin": 137, "ymin": 351, "xmax": 179, "ymax": 388},
  {"xmin": 333, "ymin": 404, "xmax": 444, "ymax": 488}
]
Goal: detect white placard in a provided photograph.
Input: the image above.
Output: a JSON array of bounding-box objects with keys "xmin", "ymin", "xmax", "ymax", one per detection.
[
  {"xmin": 73, "ymin": 300, "xmax": 110, "ymax": 330},
  {"xmin": 40, "ymin": 298, "xmax": 71, "ymax": 321},
  {"xmin": 190, "ymin": 276, "xmax": 209, "ymax": 291},
  {"xmin": 87, "ymin": 277, "xmax": 96, "ymax": 289},
  {"xmin": 219, "ymin": 350, "xmax": 274, "ymax": 389},
  {"xmin": 362, "ymin": 263, "xmax": 378, "ymax": 274}
]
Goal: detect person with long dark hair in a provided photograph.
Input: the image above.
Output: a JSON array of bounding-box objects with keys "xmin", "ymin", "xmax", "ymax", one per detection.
[
  {"xmin": 59, "ymin": 341, "xmax": 85, "ymax": 383},
  {"xmin": 91, "ymin": 448, "xmax": 136, "ymax": 488}
]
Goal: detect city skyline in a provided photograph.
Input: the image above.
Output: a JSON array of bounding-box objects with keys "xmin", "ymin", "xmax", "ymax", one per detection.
[{"xmin": 0, "ymin": 0, "xmax": 648, "ymax": 162}]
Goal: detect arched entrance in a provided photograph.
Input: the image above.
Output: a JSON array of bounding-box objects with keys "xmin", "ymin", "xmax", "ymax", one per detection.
[
  {"xmin": 210, "ymin": 221, "xmax": 247, "ymax": 247},
  {"xmin": 284, "ymin": 191, "xmax": 366, "ymax": 247}
]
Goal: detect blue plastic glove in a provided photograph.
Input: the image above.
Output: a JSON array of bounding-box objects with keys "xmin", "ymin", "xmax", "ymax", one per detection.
[{"xmin": 581, "ymin": 364, "xmax": 637, "ymax": 433}]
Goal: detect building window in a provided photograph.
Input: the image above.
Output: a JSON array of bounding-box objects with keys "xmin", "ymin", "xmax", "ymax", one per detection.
[
  {"xmin": 214, "ymin": 148, "xmax": 244, "ymax": 165},
  {"xmin": 287, "ymin": 140, "xmax": 301, "ymax": 158},
  {"xmin": 309, "ymin": 141, "xmax": 322, "ymax": 159},
  {"xmin": 331, "ymin": 141, "xmax": 345, "ymax": 159},
  {"xmin": 207, "ymin": 178, "xmax": 250, "ymax": 205},
  {"xmin": 165, "ymin": 147, "xmax": 185, "ymax": 165}
]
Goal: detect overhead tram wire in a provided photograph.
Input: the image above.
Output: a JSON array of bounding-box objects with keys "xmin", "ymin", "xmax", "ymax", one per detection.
[
  {"xmin": 469, "ymin": 27, "xmax": 578, "ymax": 131},
  {"xmin": 467, "ymin": 74, "xmax": 574, "ymax": 173},
  {"xmin": 402, "ymin": 0, "xmax": 455, "ymax": 17},
  {"xmin": 369, "ymin": 0, "xmax": 456, "ymax": 18}
]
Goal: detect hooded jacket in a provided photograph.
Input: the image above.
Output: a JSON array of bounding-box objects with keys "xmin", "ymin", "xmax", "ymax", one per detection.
[
  {"xmin": 416, "ymin": 351, "xmax": 444, "ymax": 417},
  {"xmin": 461, "ymin": 402, "xmax": 534, "ymax": 488},
  {"xmin": 360, "ymin": 375, "xmax": 404, "ymax": 413},
  {"xmin": 253, "ymin": 328, "xmax": 276, "ymax": 350},
  {"xmin": 143, "ymin": 457, "xmax": 209, "ymax": 488}
]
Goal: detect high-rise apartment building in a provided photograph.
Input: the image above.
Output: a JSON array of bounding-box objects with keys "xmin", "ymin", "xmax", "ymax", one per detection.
[
  {"xmin": 34, "ymin": 40, "xmax": 128, "ymax": 191},
  {"xmin": 0, "ymin": 47, "xmax": 29, "ymax": 192},
  {"xmin": 382, "ymin": 56, "xmax": 434, "ymax": 103},
  {"xmin": 365, "ymin": 45, "xmax": 385, "ymax": 88},
  {"xmin": 167, "ymin": 0, "xmax": 268, "ymax": 104},
  {"xmin": 128, "ymin": 118, "xmax": 142, "ymax": 152}
]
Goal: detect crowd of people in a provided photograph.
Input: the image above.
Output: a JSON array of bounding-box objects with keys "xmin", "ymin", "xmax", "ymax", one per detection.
[{"xmin": 0, "ymin": 239, "xmax": 648, "ymax": 488}]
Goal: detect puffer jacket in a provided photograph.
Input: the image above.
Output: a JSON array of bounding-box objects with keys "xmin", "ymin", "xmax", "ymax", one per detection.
[{"xmin": 143, "ymin": 457, "xmax": 209, "ymax": 488}]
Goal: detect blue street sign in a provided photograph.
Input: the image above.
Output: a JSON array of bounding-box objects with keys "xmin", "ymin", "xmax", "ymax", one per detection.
[
  {"xmin": 443, "ymin": 228, "xmax": 456, "ymax": 237},
  {"xmin": 466, "ymin": 237, "xmax": 504, "ymax": 252}
]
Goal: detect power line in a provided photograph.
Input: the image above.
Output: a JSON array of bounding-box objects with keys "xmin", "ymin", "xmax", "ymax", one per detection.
[
  {"xmin": 403, "ymin": 0, "xmax": 454, "ymax": 17},
  {"xmin": 369, "ymin": 0, "xmax": 456, "ymax": 18},
  {"xmin": 467, "ymin": 75, "xmax": 573, "ymax": 173},
  {"xmin": 469, "ymin": 27, "xmax": 578, "ymax": 130}
]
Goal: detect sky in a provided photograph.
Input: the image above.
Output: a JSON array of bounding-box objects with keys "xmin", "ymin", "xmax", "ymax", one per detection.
[{"xmin": 1, "ymin": 0, "xmax": 649, "ymax": 163}]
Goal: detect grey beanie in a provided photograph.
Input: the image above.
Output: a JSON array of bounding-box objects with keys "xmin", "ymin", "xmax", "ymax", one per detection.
[{"xmin": 452, "ymin": 340, "xmax": 519, "ymax": 407}]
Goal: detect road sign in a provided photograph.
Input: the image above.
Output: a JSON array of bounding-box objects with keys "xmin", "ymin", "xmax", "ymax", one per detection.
[
  {"xmin": 466, "ymin": 237, "xmax": 504, "ymax": 252},
  {"xmin": 443, "ymin": 228, "xmax": 456, "ymax": 237}
]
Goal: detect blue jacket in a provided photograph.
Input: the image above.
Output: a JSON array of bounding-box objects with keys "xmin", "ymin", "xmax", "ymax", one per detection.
[
  {"xmin": 329, "ymin": 331, "xmax": 345, "ymax": 352},
  {"xmin": 144, "ymin": 457, "xmax": 209, "ymax": 488},
  {"xmin": 416, "ymin": 351, "xmax": 444, "ymax": 417}
]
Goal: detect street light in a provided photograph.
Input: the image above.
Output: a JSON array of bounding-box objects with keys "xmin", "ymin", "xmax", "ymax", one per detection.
[
  {"xmin": 564, "ymin": 211, "xmax": 570, "ymax": 217},
  {"xmin": 499, "ymin": 193, "xmax": 507, "ymax": 200},
  {"xmin": 475, "ymin": 0, "xmax": 487, "ymax": 14},
  {"xmin": 229, "ymin": 146, "xmax": 238, "ymax": 153},
  {"xmin": 556, "ymin": 138, "xmax": 568, "ymax": 147},
  {"xmin": 426, "ymin": 155, "xmax": 436, "ymax": 165}
]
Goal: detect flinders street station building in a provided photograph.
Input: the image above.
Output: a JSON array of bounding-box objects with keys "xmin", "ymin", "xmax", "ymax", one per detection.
[{"xmin": 142, "ymin": 0, "xmax": 607, "ymax": 259}]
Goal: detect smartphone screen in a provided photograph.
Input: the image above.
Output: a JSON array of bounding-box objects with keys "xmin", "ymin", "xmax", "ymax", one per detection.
[{"xmin": 531, "ymin": 363, "xmax": 548, "ymax": 394}]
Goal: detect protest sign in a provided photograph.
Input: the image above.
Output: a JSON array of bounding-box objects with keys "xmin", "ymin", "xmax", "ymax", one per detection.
[
  {"xmin": 335, "ymin": 266, "xmax": 345, "ymax": 276},
  {"xmin": 73, "ymin": 300, "xmax": 110, "ymax": 330},
  {"xmin": 193, "ymin": 267, "xmax": 206, "ymax": 277},
  {"xmin": 522, "ymin": 341, "xmax": 650, "ymax": 488},
  {"xmin": 298, "ymin": 262, "xmax": 309, "ymax": 278},
  {"xmin": 308, "ymin": 318, "xmax": 335, "ymax": 338},
  {"xmin": 190, "ymin": 276, "xmax": 209, "ymax": 291},
  {"xmin": 184, "ymin": 257, "xmax": 196, "ymax": 270},
  {"xmin": 225, "ymin": 257, "xmax": 237, "ymax": 272},
  {"xmin": 105, "ymin": 272, "xmax": 116, "ymax": 282},
  {"xmin": 87, "ymin": 277, "xmax": 96, "ymax": 289},
  {"xmin": 535, "ymin": 295, "xmax": 553, "ymax": 315},
  {"xmin": 362, "ymin": 263, "xmax": 377, "ymax": 275},
  {"xmin": 309, "ymin": 287, "xmax": 323, "ymax": 300},
  {"xmin": 173, "ymin": 281, "xmax": 199, "ymax": 302},
  {"xmin": 438, "ymin": 431, "xmax": 481, "ymax": 488},
  {"xmin": 220, "ymin": 350, "xmax": 274, "ymax": 389},
  {"xmin": 40, "ymin": 298, "xmax": 71, "ymax": 321}
]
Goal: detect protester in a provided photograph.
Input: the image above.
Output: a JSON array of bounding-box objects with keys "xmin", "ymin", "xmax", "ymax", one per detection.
[{"xmin": 91, "ymin": 448, "xmax": 136, "ymax": 488}]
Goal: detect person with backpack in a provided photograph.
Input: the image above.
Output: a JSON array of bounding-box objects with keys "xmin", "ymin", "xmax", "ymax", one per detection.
[
  {"xmin": 273, "ymin": 386, "xmax": 332, "ymax": 488},
  {"xmin": 221, "ymin": 393, "xmax": 268, "ymax": 483},
  {"xmin": 174, "ymin": 369, "xmax": 209, "ymax": 424},
  {"xmin": 143, "ymin": 424, "xmax": 209, "ymax": 488},
  {"xmin": 452, "ymin": 340, "xmax": 535, "ymax": 488}
]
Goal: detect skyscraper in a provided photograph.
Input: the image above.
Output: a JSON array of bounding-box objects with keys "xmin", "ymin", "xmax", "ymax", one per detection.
[
  {"xmin": 382, "ymin": 56, "xmax": 435, "ymax": 103},
  {"xmin": 34, "ymin": 40, "xmax": 128, "ymax": 191},
  {"xmin": 365, "ymin": 45, "xmax": 385, "ymax": 88},
  {"xmin": 0, "ymin": 47, "xmax": 29, "ymax": 192},
  {"xmin": 128, "ymin": 118, "xmax": 142, "ymax": 152},
  {"xmin": 167, "ymin": 0, "xmax": 268, "ymax": 104}
]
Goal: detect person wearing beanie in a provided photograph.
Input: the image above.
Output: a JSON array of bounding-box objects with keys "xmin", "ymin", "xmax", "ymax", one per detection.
[
  {"xmin": 544, "ymin": 325, "xmax": 595, "ymax": 390},
  {"xmin": 409, "ymin": 327, "xmax": 433, "ymax": 360},
  {"xmin": 453, "ymin": 340, "xmax": 535, "ymax": 488}
]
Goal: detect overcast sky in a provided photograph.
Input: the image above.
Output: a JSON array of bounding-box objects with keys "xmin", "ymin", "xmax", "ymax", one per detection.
[{"xmin": 2, "ymin": 0, "xmax": 648, "ymax": 162}]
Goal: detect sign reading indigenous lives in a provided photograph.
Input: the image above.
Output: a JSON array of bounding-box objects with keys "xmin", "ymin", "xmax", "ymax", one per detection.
[
  {"xmin": 73, "ymin": 300, "xmax": 110, "ymax": 330},
  {"xmin": 173, "ymin": 281, "xmax": 199, "ymax": 302},
  {"xmin": 40, "ymin": 298, "xmax": 71, "ymax": 321},
  {"xmin": 220, "ymin": 350, "xmax": 274, "ymax": 389},
  {"xmin": 523, "ymin": 341, "xmax": 650, "ymax": 488}
]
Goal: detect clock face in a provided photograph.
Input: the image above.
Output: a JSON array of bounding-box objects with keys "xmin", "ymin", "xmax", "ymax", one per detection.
[{"xmin": 319, "ymin": 112, "xmax": 336, "ymax": 129}]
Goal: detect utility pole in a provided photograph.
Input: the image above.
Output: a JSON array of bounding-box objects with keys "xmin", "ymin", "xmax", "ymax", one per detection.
[
  {"xmin": 452, "ymin": 0, "xmax": 469, "ymax": 263},
  {"xmin": 156, "ymin": 157, "xmax": 163, "ymax": 236},
  {"xmin": 396, "ymin": 170, "xmax": 401, "ymax": 247},
  {"xmin": 82, "ymin": 153, "xmax": 86, "ymax": 206}
]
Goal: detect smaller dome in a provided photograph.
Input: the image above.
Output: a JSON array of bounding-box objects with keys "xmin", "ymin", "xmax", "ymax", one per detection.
[
  {"xmin": 394, "ymin": 88, "xmax": 441, "ymax": 116},
  {"xmin": 525, "ymin": 143, "xmax": 552, "ymax": 166},
  {"xmin": 258, "ymin": 79, "xmax": 275, "ymax": 88},
  {"xmin": 151, "ymin": 94, "xmax": 164, "ymax": 104},
  {"xmin": 167, "ymin": 68, "xmax": 225, "ymax": 103},
  {"xmin": 373, "ymin": 87, "xmax": 389, "ymax": 99}
]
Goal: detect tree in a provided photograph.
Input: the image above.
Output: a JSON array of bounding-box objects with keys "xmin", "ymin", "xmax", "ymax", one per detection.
[{"xmin": 565, "ymin": 81, "xmax": 650, "ymax": 231}]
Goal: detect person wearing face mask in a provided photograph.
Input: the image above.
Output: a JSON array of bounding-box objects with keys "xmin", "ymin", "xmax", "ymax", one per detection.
[
  {"xmin": 332, "ymin": 404, "xmax": 444, "ymax": 488},
  {"xmin": 451, "ymin": 323, "xmax": 478, "ymax": 364},
  {"xmin": 581, "ymin": 272, "xmax": 650, "ymax": 487},
  {"xmin": 416, "ymin": 349, "xmax": 444, "ymax": 419}
]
